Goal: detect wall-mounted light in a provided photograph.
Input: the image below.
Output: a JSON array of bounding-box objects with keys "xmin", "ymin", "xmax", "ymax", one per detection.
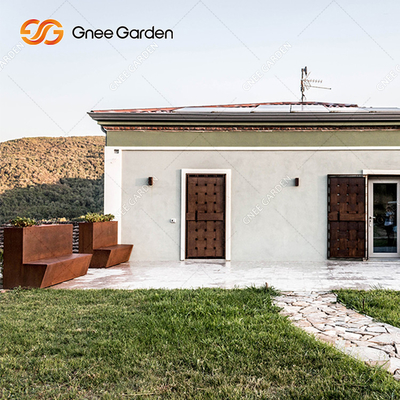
[
  {"xmin": 294, "ymin": 178, "xmax": 300, "ymax": 187},
  {"xmin": 148, "ymin": 177, "xmax": 154, "ymax": 186}
]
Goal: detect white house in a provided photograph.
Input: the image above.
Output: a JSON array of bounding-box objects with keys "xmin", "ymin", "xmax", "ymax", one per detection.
[{"xmin": 89, "ymin": 102, "xmax": 400, "ymax": 262}]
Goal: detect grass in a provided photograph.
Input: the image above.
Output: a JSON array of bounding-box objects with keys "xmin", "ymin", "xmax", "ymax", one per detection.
[
  {"xmin": 334, "ymin": 288, "xmax": 400, "ymax": 328},
  {"xmin": 0, "ymin": 288, "xmax": 398, "ymax": 399}
]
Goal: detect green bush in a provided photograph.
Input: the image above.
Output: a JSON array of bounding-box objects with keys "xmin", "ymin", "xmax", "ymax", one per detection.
[
  {"xmin": 10, "ymin": 217, "xmax": 37, "ymax": 227},
  {"xmin": 0, "ymin": 137, "xmax": 105, "ymax": 224},
  {"xmin": 0, "ymin": 248, "xmax": 3, "ymax": 278},
  {"xmin": 0, "ymin": 177, "xmax": 104, "ymax": 224},
  {"xmin": 83, "ymin": 213, "xmax": 114, "ymax": 223}
]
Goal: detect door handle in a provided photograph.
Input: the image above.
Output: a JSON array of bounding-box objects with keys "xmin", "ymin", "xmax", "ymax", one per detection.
[{"xmin": 368, "ymin": 216, "xmax": 375, "ymax": 227}]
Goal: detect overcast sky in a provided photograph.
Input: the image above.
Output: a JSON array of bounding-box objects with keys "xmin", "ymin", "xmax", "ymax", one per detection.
[{"xmin": 0, "ymin": 0, "xmax": 399, "ymax": 142}]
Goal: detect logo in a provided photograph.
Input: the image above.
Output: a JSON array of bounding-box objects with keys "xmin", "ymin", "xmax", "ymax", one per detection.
[
  {"xmin": 72, "ymin": 26, "xmax": 173, "ymax": 40},
  {"xmin": 20, "ymin": 19, "xmax": 63, "ymax": 45}
]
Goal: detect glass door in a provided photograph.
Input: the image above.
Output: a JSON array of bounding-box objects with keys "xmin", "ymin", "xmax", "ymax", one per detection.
[{"xmin": 368, "ymin": 178, "xmax": 400, "ymax": 257}]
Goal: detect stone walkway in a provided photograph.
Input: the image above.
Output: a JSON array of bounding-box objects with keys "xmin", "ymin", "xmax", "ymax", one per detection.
[{"xmin": 275, "ymin": 292, "xmax": 400, "ymax": 380}]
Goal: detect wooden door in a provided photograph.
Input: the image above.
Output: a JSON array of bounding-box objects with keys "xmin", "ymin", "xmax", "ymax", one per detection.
[
  {"xmin": 186, "ymin": 174, "xmax": 226, "ymax": 259},
  {"xmin": 328, "ymin": 175, "xmax": 366, "ymax": 259}
]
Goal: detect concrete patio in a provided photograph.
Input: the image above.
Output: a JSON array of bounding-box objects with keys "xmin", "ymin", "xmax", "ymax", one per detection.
[{"xmin": 52, "ymin": 259, "xmax": 400, "ymax": 291}]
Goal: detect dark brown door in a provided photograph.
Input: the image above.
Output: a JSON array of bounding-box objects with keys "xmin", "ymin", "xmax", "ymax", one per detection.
[
  {"xmin": 328, "ymin": 175, "xmax": 366, "ymax": 259},
  {"xmin": 186, "ymin": 174, "xmax": 226, "ymax": 259}
]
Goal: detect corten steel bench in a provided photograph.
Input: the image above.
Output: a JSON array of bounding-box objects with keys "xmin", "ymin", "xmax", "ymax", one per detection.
[
  {"xmin": 3, "ymin": 224, "xmax": 92, "ymax": 289},
  {"xmin": 79, "ymin": 221, "xmax": 133, "ymax": 268}
]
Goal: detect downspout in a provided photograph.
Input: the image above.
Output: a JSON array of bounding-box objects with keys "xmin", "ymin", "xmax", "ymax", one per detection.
[{"xmin": 101, "ymin": 125, "xmax": 107, "ymax": 146}]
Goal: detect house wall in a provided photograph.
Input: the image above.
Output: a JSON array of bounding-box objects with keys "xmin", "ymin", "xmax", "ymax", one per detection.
[
  {"xmin": 106, "ymin": 129, "xmax": 400, "ymax": 147},
  {"xmin": 105, "ymin": 147, "xmax": 400, "ymax": 261}
]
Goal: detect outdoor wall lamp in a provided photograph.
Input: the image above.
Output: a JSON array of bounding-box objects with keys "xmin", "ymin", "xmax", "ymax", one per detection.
[
  {"xmin": 294, "ymin": 178, "xmax": 300, "ymax": 187},
  {"xmin": 148, "ymin": 177, "xmax": 154, "ymax": 186}
]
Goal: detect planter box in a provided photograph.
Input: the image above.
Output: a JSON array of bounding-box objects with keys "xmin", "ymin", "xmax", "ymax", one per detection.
[
  {"xmin": 79, "ymin": 221, "xmax": 133, "ymax": 268},
  {"xmin": 3, "ymin": 224, "xmax": 91, "ymax": 289}
]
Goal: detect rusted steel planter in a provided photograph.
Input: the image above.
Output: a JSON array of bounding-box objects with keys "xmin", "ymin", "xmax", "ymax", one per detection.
[
  {"xmin": 3, "ymin": 224, "xmax": 91, "ymax": 289},
  {"xmin": 79, "ymin": 221, "xmax": 133, "ymax": 268}
]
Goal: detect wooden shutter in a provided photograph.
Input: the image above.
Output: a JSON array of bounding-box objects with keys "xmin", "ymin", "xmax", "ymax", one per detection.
[{"xmin": 328, "ymin": 175, "xmax": 366, "ymax": 259}]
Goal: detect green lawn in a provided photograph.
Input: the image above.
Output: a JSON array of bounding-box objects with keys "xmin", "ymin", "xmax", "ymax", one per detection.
[
  {"xmin": 0, "ymin": 288, "xmax": 398, "ymax": 399},
  {"xmin": 334, "ymin": 288, "xmax": 400, "ymax": 328}
]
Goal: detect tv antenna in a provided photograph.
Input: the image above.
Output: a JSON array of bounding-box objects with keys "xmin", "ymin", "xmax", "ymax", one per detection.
[{"xmin": 300, "ymin": 66, "xmax": 331, "ymax": 102}]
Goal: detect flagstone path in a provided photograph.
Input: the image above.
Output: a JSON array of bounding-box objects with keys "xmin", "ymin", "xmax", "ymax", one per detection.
[{"xmin": 274, "ymin": 292, "xmax": 400, "ymax": 380}]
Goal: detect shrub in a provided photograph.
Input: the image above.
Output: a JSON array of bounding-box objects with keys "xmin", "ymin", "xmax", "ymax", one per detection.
[
  {"xmin": 0, "ymin": 248, "xmax": 3, "ymax": 279},
  {"xmin": 0, "ymin": 177, "xmax": 104, "ymax": 224},
  {"xmin": 10, "ymin": 217, "xmax": 37, "ymax": 227},
  {"xmin": 83, "ymin": 213, "xmax": 114, "ymax": 223}
]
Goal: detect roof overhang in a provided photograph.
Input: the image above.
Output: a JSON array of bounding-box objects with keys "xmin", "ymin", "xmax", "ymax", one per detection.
[{"xmin": 88, "ymin": 102, "xmax": 400, "ymax": 128}]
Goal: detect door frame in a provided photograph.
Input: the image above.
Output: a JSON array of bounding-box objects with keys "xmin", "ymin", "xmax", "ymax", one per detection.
[
  {"xmin": 368, "ymin": 177, "xmax": 400, "ymax": 258},
  {"xmin": 180, "ymin": 169, "xmax": 231, "ymax": 261}
]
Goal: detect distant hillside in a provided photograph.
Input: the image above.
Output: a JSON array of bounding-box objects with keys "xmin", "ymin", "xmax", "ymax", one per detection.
[{"xmin": 0, "ymin": 136, "xmax": 105, "ymax": 223}]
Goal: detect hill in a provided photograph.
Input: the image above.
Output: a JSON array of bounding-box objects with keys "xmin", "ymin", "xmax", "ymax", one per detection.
[{"xmin": 0, "ymin": 136, "xmax": 105, "ymax": 223}]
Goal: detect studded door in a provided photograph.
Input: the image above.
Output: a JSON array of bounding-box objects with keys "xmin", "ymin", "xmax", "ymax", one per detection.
[
  {"xmin": 328, "ymin": 175, "xmax": 366, "ymax": 259},
  {"xmin": 186, "ymin": 174, "xmax": 226, "ymax": 259}
]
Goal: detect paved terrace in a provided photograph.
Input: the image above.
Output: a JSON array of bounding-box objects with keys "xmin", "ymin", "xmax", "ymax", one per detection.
[{"xmin": 53, "ymin": 260, "xmax": 400, "ymax": 290}]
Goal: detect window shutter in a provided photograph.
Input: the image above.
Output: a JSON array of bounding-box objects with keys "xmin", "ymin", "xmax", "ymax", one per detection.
[{"xmin": 328, "ymin": 175, "xmax": 366, "ymax": 259}]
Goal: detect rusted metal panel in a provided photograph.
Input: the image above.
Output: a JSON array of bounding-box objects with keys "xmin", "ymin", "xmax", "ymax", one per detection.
[
  {"xmin": 90, "ymin": 245, "xmax": 133, "ymax": 268},
  {"xmin": 3, "ymin": 224, "xmax": 91, "ymax": 289},
  {"xmin": 328, "ymin": 176, "xmax": 366, "ymax": 259},
  {"xmin": 79, "ymin": 221, "xmax": 118, "ymax": 253},
  {"xmin": 24, "ymin": 254, "xmax": 91, "ymax": 288},
  {"xmin": 79, "ymin": 221, "xmax": 133, "ymax": 268},
  {"xmin": 3, "ymin": 227, "xmax": 24, "ymax": 289},
  {"xmin": 22, "ymin": 224, "xmax": 73, "ymax": 263}
]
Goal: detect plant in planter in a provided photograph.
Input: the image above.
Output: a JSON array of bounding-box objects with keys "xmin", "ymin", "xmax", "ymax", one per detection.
[
  {"xmin": 10, "ymin": 216, "xmax": 37, "ymax": 227},
  {"xmin": 38, "ymin": 217, "xmax": 69, "ymax": 225},
  {"xmin": 3, "ymin": 218, "xmax": 91, "ymax": 289},
  {"xmin": 83, "ymin": 213, "xmax": 115, "ymax": 223},
  {"xmin": 79, "ymin": 213, "xmax": 132, "ymax": 268}
]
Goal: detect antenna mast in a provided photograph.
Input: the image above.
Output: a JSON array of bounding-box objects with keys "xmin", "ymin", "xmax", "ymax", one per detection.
[{"xmin": 300, "ymin": 66, "xmax": 331, "ymax": 103}]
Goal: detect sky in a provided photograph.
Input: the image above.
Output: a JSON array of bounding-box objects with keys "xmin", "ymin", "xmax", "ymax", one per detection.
[{"xmin": 0, "ymin": 0, "xmax": 399, "ymax": 142}]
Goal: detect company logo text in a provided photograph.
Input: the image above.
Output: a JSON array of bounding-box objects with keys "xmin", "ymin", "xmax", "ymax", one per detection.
[{"xmin": 72, "ymin": 26, "xmax": 173, "ymax": 40}]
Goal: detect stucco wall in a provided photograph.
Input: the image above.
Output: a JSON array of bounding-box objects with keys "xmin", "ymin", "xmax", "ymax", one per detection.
[
  {"xmin": 106, "ymin": 129, "xmax": 400, "ymax": 147},
  {"xmin": 106, "ymin": 148, "xmax": 400, "ymax": 261}
]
